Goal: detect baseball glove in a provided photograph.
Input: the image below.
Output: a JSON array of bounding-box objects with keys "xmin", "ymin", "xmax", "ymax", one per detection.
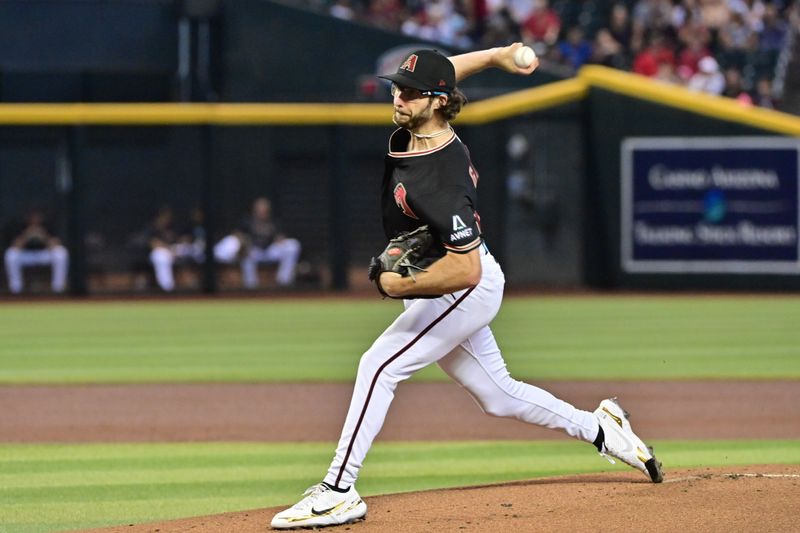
[{"xmin": 368, "ymin": 225, "xmax": 433, "ymax": 297}]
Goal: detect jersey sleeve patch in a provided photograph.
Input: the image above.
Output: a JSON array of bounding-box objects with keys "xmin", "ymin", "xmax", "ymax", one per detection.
[
  {"xmin": 444, "ymin": 237, "xmax": 482, "ymax": 254},
  {"xmin": 443, "ymin": 211, "xmax": 481, "ymax": 249}
]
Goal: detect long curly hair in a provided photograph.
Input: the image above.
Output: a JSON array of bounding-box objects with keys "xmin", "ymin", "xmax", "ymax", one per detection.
[{"xmin": 439, "ymin": 88, "xmax": 468, "ymax": 121}]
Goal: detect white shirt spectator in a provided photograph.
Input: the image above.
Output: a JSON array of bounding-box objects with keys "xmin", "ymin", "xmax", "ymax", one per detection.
[{"xmin": 688, "ymin": 56, "xmax": 726, "ymax": 95}]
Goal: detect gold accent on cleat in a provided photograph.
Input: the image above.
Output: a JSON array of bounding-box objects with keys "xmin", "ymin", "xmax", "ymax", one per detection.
[
  {"xmin": 602, "ymin": 406, "xmax": 624, "ymax": 428},
  {"xmin": 636, "ymin": 448, "xmax": 650, "ymax": 464}
]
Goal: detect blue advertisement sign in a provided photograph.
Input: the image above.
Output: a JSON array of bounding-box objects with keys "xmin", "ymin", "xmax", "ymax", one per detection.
[{"xmin": 621, "ymin": 137, "xmax": 800, "ymax": 273}]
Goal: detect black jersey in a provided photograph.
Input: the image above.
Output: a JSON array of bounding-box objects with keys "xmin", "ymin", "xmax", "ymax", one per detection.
[{"xmin": 382, "ymin": 128, "xmax": 483, "ymax": 264}]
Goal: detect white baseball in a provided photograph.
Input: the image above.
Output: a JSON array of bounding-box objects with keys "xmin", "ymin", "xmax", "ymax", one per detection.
[{"xmin": 513, "ymin": 46, "xmax": 536, "ymax": 68}]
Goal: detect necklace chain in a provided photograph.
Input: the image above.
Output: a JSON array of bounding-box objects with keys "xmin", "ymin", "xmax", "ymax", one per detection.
[{"xmin": 411, "ymin": 127, "xmax": 452, "ymax": 139}]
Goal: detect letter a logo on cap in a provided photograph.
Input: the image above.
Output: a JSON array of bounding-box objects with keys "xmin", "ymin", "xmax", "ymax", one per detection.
[{"xmin": 400, "ymin": 54, "xmax": 418, "ymax": 72}]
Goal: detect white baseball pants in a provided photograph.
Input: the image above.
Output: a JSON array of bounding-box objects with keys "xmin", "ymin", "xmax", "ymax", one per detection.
[
  {"xmin": 150, "ymin": 247, "xmax": 176, "ymax": 291},
  {"xmin": 241, "ymin": 239, "xmax": 301, "ymax": 287},
  {"xmin": 213, "ymin": 235, "xmax": 301, "ymax": 287},
  {"xmin": 324, "ymin": 250, "xmax": 599, "ymax": 488},
  {"xmin": 150, "ymin": 243, "xmax": 205, "ymax": 291},
  {"xmin": 4, "ymin": 246, "xmax": 69, "ymax": 294}
]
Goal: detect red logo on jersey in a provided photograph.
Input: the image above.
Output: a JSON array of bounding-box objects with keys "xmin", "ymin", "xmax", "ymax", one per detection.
[
  {"xmin": 399, "ymin": 54, "xmax": 418, "ymax": 72},
  {"xmin": 393, "ymin": 183, "xmax": 419, "ymax": 219}
]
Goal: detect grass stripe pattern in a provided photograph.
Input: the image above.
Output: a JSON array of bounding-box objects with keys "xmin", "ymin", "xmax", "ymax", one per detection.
[
  {"xmin": 1, "ymin": 440, "xmax": 799, "ymax": 533},
  {"xmin": 0, "ymin": 297, "xmax": 798, "ymax": 383}
]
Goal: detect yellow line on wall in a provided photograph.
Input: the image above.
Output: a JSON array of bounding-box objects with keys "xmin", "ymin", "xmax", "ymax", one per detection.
[
  {"xmin": 456, "ymin": 78, "xmax": 588, "ymax": 124},
  {"xmin": 0, "ymin": 102, "xmax": 392, "ymax": 126},
  {"xmin": 578, "ymin": 66, "xmax": 800, "ymax": 136},
  {"xmin": 0, "ymin": 67, "xmax": 797, "ymax": 135},
  {"xmin": 0, "ymin": 81, "xmax": 585, "ymax": 126}
]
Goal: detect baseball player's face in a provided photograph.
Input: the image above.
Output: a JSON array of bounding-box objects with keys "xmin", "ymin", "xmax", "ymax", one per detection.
[{"xmin": 392, "ymin": 89, "xmax": 436, "ymax": 130}]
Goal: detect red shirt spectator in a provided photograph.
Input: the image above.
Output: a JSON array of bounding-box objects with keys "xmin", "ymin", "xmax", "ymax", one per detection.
[
  {"xmin": 633, "ymin": 33, "xmax": 676, "ymax": 77},
  {"xmin": 677, "ymin": 37, "xmax": 711, "ymax": 79},
  {"xmin": 522, "ymin": 0, "xmax": 561, "ymax": 46},
  {"xmin": 633, "ymin": 51, "xmax": 658, "ymax": 76}
]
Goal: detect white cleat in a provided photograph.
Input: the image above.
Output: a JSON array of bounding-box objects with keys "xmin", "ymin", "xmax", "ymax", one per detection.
[
  {"xmin": 594, "ymin": 398, "xmax": 664, "ymax": 483},
  {"xmin": 271, "ymin": 483, "xmax": 367, "ymax": 530}
]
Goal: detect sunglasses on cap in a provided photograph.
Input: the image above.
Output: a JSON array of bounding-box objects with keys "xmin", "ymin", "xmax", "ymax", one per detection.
[{"xmin": 390, "ymin": 83, "xmax": 448, "ymax": 100}]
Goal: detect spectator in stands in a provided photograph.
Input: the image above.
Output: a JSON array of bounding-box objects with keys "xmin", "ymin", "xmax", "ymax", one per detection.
[
  {"xmin": 305, "ymin": 0, "xmax": 792, "ymax": 110},
  {"xmin": 676, "ymin": 34, "xmax": 712, "ymax": 81},
  {"xmin": 687, "ymin": 55, "xmax": 726, "ymax": 94},
  {"xmin": 3, "ymin": 209, "xmax": 68, "ymax": 294},
  {"xmin": 608, "ymin": 3, "xmax": 634, "ymax": 51},
  {"xmin": 633, "ymin": 30, "xmax": 676, "ymax": 77},
  {"xmin": 591, "ymin": 28, "xmax": 628, "ymax": 70},
  {"xmin": 402, "ymin": 1, "xmax": 474, "ymax": 48},
  {"xmin": 668, "ymin": 0, "xmax": 692, "ymax": 31},
  {"xmin": 556, "ymin": 26, "xmax": 593, "ymax": 71},
  {"xmin": 722, "ymin": 67, "xmax": 754, "ymax": 104},
  {"xmin": 401, "ymin": 7, "xmax": 434, "ymax": 40},
  {"xmin": 718, "ymin": 11, "xmax": 756, "ymax": 59},
  {"xmin": 730, "ymin": 0, "xmax": 766, "ymax": 32},
  {"xmin": 405, "ymin": 2, "xmax": 426, "ymax": 38},
  {"xmin": 759, "ymin": 2, "xmax": 788, "ymax": 52},
  {"xmin": 437, "ymin": 1, "xmax": 475, "ymax": 48},
  {"xmin": 752, "ymin": 77, "xmax": 778, "ymax": 108},
  {"xmin": 480, "ymin": 6, "xmax": 520, "ymax": 47},
  {"xmin": 506, "ymin": 0, "xmax": 538, "ymax": 28},
  {"xmin": 632, "ymin": 0, "xmax": 673, "ymax": 32},
  {"xmin": 213, "ymin": 197, "xmax": 301, "ymax": 289},
  {"xmin": 655, "ymin": 61, "xmax": 681, "ymax": 84},
  {"xmin": 365, "ymin": 0, "xmax": 405, "ymax": 31},
  {"xmin": 792, "ymin": 1, "xmax": 800, "ymax": 31},
  {"xmin": 698, "ymin": 0, "xmax": 732, "ymax": 30},
  {"xmin": 521, "ymin": 0, "xmax": 561, "ymax": 48},
  {"xmin": 676, "ymin": 16, "xmax": 712, "ymax": 49},
  {"xmin": 467, "ymin": 0, "xmax": 489, "ymax": 43}
]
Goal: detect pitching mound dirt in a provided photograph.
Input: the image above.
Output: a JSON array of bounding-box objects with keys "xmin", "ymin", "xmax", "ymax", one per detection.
[{"xmin": 87, "ymin": 465, "xmax": 799, "ymax": 533}]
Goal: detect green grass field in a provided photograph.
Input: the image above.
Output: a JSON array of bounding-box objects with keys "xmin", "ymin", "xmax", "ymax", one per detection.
[
  {"xmin": 2, "ymin": 440, "xmax": 800, "ymax": 533},
  {"xmin": 0, "ymin": 295, "xmax": 798, "ymax": 532},
  {"xmin": 1, "ymin": 296, "xmax": 798, "ymax": 383}
]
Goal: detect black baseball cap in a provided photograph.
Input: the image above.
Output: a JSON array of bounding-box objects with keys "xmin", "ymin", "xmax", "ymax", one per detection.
[{"xmin": 378, "ymin": 49, "xmax": 455, "ymax": 93}]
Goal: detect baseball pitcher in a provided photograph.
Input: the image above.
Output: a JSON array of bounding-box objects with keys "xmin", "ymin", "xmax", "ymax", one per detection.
[{"xmin": 271, "ymin": 43, "xmax": 663, "ymax": 530}]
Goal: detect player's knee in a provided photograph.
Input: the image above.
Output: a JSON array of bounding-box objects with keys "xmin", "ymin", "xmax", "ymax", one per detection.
[
  {"xmin": 213, "ymin": 235, "xmax": 241, "ymax": 263},
  {"xmin": 50, "ymin": 245, "xmax": 68, "ymax": 262},
  {"xmin": 357, "ymin": 350, "xmax": 382, "ymax": 375},
  {"xmin": 150, "ymin": 247, "xmax": 173, "ymax": 266},
  {"xmin": 480, "ymin": 400, "xmax": 515, "ymax": 418},
  {"xmin": 284, "ymin": 239, "xmax": 301, "ymax": 257},
  {"xmin": 474, "ymin": 386, "xmax": 523, "ymax": 418},
  {"xmin": 4, "ymin": 247, "xmax": 20, "ymax": 264},
  {"xmin": 356, "ymin": 349, "xmax": 404, "ymax": 383}
]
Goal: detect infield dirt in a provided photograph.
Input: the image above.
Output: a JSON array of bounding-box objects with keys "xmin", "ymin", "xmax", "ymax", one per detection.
[
  {"xmin": 85, "ymin": 466, "xmax": 800, "ymax": 533},
  {"xmin": 4, "ymin": 380, "xmax": 800, "ymax": 442}
]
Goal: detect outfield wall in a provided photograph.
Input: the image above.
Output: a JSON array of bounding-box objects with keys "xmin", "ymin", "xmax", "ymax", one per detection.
[
  {"xmin": 3, "ymin": 0, "xmax": 796, "ymax": 294},
  {"xmin": 0, "ymin": 102, "xmax": 587, "ymax": 294},
  {"xmin": 1, "ymin": 81, "xmax": 799, "ymax": 294},
  {"xmin": 582, "ymin": 68, "xmax": 800, "ymax": 290}
]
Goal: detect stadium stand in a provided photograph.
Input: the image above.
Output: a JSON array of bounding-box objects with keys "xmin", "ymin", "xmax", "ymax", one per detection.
[{"xmin": 289, "ymin": 0, "xmax": 799, "ymax": 111}]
